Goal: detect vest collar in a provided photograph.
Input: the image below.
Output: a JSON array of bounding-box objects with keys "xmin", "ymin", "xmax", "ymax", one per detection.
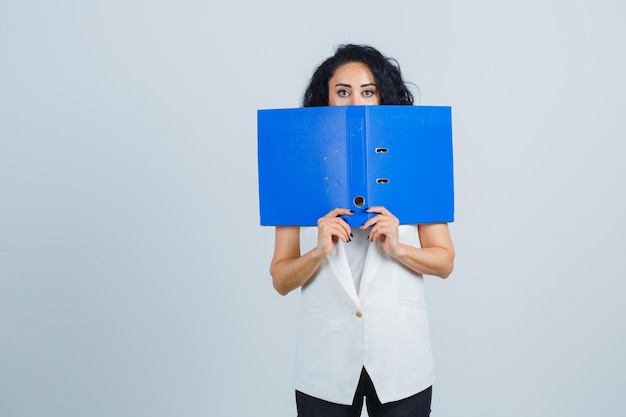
[{"xmin": 327, "ymin": 240, "xmax": 386, "ymax": 305}]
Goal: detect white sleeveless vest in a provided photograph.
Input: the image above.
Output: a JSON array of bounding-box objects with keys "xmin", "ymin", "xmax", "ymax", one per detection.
[{"xmin": 294, "ymin": 225, "xmax": 435, "ymax": 405}]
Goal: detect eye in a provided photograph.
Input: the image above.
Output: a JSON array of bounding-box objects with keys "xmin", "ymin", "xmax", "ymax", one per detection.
[
  {"xmin": 362, "ymin": 90, "xmax": 375, "ymax": 97},
  {"xmin": 338, "ymin": 89, "xmax": 350, "ymax": 97}
]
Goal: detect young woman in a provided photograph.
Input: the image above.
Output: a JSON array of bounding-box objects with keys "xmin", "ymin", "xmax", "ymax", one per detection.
[{"xmin": 270, "ymin": 44, "xmax": 455, "ymax": 417}]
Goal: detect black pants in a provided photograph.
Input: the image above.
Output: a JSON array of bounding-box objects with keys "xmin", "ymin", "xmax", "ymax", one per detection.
[{"xmin": 296, "ymin": 368, "xmax": 432, "ymax": 417}]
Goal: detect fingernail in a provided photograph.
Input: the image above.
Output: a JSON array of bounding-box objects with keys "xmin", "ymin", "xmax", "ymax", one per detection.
[
  {"xmin": 349, "ymin": 210, "xmax": 355, "ymax": 213},
  {"xmin": 350, "ymin": 233, "xmax": 353, "ymax": 238}
]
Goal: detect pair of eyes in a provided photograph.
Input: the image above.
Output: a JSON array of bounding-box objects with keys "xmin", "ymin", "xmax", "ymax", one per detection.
[{"xmin": 336, "ymin": 89, "xmax": 377, "ymax": 98}]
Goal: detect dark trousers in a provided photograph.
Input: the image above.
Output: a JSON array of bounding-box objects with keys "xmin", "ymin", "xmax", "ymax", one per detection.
[{"xmin": 296, "ymin": 368, "xmax": 432, "ymax": 417}]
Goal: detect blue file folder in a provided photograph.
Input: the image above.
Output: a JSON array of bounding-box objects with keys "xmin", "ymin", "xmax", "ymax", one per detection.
[{"xmin": 257, "ymin": 105, "xmax": 454, "ymax": 226}]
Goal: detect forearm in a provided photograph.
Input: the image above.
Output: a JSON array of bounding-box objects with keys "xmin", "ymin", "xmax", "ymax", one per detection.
[
  {"xmin": 391, "ymin": 244, "xmax": 454, "ymax": 278},
  {"xmin": 270, "ymin": 211, "xmax": 352, "ymax": 296},
  {"xmin": 270, "ymin": 247, "xmax": 326, "ymax": 295}
]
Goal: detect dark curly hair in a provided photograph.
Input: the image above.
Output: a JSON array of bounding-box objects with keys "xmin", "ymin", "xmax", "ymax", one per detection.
[{"xmin": 302, "ymin": 44, "xmax": 414, "ymax": 107}]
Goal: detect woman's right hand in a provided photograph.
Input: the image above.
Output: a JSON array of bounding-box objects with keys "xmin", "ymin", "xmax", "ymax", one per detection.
[
  {"xmin": 270, "ymin": 208, "xmax": 353, "ymax": 295},
  {"xmin": 316, "ymin": 208, "xmax": 353, "ymax": 257}
]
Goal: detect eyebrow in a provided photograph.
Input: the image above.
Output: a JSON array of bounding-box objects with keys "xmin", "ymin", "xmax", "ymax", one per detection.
[{"xmin": 334, "ymin": 82, "xmax": 377, "ymax": 88}]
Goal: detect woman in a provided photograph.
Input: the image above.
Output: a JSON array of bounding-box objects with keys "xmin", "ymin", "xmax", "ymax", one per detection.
[{"xmin": 270, "ymin": 44, "xmax": 455, "ymax": 417}]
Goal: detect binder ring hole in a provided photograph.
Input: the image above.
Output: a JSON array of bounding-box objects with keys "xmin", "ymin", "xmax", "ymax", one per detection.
[
  {"xmin": 375, "ymin": 147, "xmax": 389, "ymax": 153},
  {"xmin": 353, "ymin": 196, "xmax": 365, "ymax": 208},
  {"xmin": 376, "ymin": 178, "xmax": 390, "ymax": 184}
]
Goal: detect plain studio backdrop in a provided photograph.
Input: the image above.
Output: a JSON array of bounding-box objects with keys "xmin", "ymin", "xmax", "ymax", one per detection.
[{"xmin": 1, "ymin": 1, "xmax": 624, "ymax": 416}]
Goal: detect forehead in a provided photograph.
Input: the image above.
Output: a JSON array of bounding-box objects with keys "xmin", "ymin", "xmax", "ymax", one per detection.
[{"xmin": 330, "ymin": 62, "xmax": 375, "ymax": 82}]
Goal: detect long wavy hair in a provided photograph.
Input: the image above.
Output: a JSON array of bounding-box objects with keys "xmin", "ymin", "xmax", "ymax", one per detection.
[{"xmin": 302, "ymin": 44, "xmax": 415, "ymax": 107}]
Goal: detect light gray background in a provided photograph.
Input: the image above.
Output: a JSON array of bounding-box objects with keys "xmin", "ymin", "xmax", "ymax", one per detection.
[{"xmin": 1, "ymin": 1, "xmax": 624, "ymax": 416}]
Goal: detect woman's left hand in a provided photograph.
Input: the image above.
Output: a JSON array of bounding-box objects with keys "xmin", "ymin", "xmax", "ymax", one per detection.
[{"xmin": 361, "ymin": 206, "xmax": 401, "ymax": 256}]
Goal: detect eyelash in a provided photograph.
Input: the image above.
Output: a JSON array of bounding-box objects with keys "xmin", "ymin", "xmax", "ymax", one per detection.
[{"xmin": 336, "ymin": 89, "xmax": 376, "ymax": 97}]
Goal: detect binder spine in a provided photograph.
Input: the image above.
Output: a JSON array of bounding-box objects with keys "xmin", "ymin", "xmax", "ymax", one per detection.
[{"xmin": 346, "ymin": 107, "xmax": 369, "ymax": 226}]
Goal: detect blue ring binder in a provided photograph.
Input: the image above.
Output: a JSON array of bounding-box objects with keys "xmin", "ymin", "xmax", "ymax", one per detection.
[{"xmin": 257, "ymin": 105, "xmax": 454, "ymax": 226}]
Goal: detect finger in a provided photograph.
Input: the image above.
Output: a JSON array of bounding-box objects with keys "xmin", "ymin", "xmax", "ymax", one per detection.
[
  {"xmin": 365, "ymin": 206, "xmax": 390, "ymax": 215},
  {"xmin": 369, "ymin": 223, "xmax": 385, "ymax": 242},
  {"xmin": 369, "ymin": 218, "xmax": 398, "ymax": 241},
  {"xmin": 326, "ymin": 223, "xmax": 351, "ymax": 242},
  {"xmin": 320, "ymin": 215, "xmax": 353, "ymax": 231},
  {"xmin": 361, "ymin": 213, "xmax": 385, "ymax": 230},
  {"xmin": 319, "ymin": 216, "xmax": 351, "ymax": 233},
  {"xmin": 319, "ymin": 220, "xmax": 351, "ymax": 242},
  {"xmin": 322, "ymin": 208, "xmax": 354, "ymax": 218}
]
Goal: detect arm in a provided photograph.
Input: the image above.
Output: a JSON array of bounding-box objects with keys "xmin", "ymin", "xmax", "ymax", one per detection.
[
  {"xmin": 362, "ymin": 207, "xmax": 455, "ymax": 278},
  {"xmin": 270, "ymin": 208, "xmax": 353, "ymax": 295}
]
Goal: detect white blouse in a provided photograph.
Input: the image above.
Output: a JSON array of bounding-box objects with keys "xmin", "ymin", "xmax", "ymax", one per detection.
[{"xmin": 343, "ymin": 227, "xmax": 370, "ymax": 292}]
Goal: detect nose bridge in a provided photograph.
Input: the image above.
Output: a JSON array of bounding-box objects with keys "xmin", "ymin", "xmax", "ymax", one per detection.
[{"xmin": 350, "ymin": 93, "xmax": 363, "ymax": 105}]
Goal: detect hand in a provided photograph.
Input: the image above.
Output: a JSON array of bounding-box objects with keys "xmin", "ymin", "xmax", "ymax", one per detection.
[
  {"xmin": 362, "ymin": 206, "xmax": 401, "ymax": 256},
  {"xmin": 316, "ymin": 208, "xmax": 353, "ymax": 257}
]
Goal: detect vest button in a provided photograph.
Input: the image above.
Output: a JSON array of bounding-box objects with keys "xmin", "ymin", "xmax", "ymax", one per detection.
[{"xmin": 356, "ymin": 310, "xmax": 362, "ymax": 318}]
